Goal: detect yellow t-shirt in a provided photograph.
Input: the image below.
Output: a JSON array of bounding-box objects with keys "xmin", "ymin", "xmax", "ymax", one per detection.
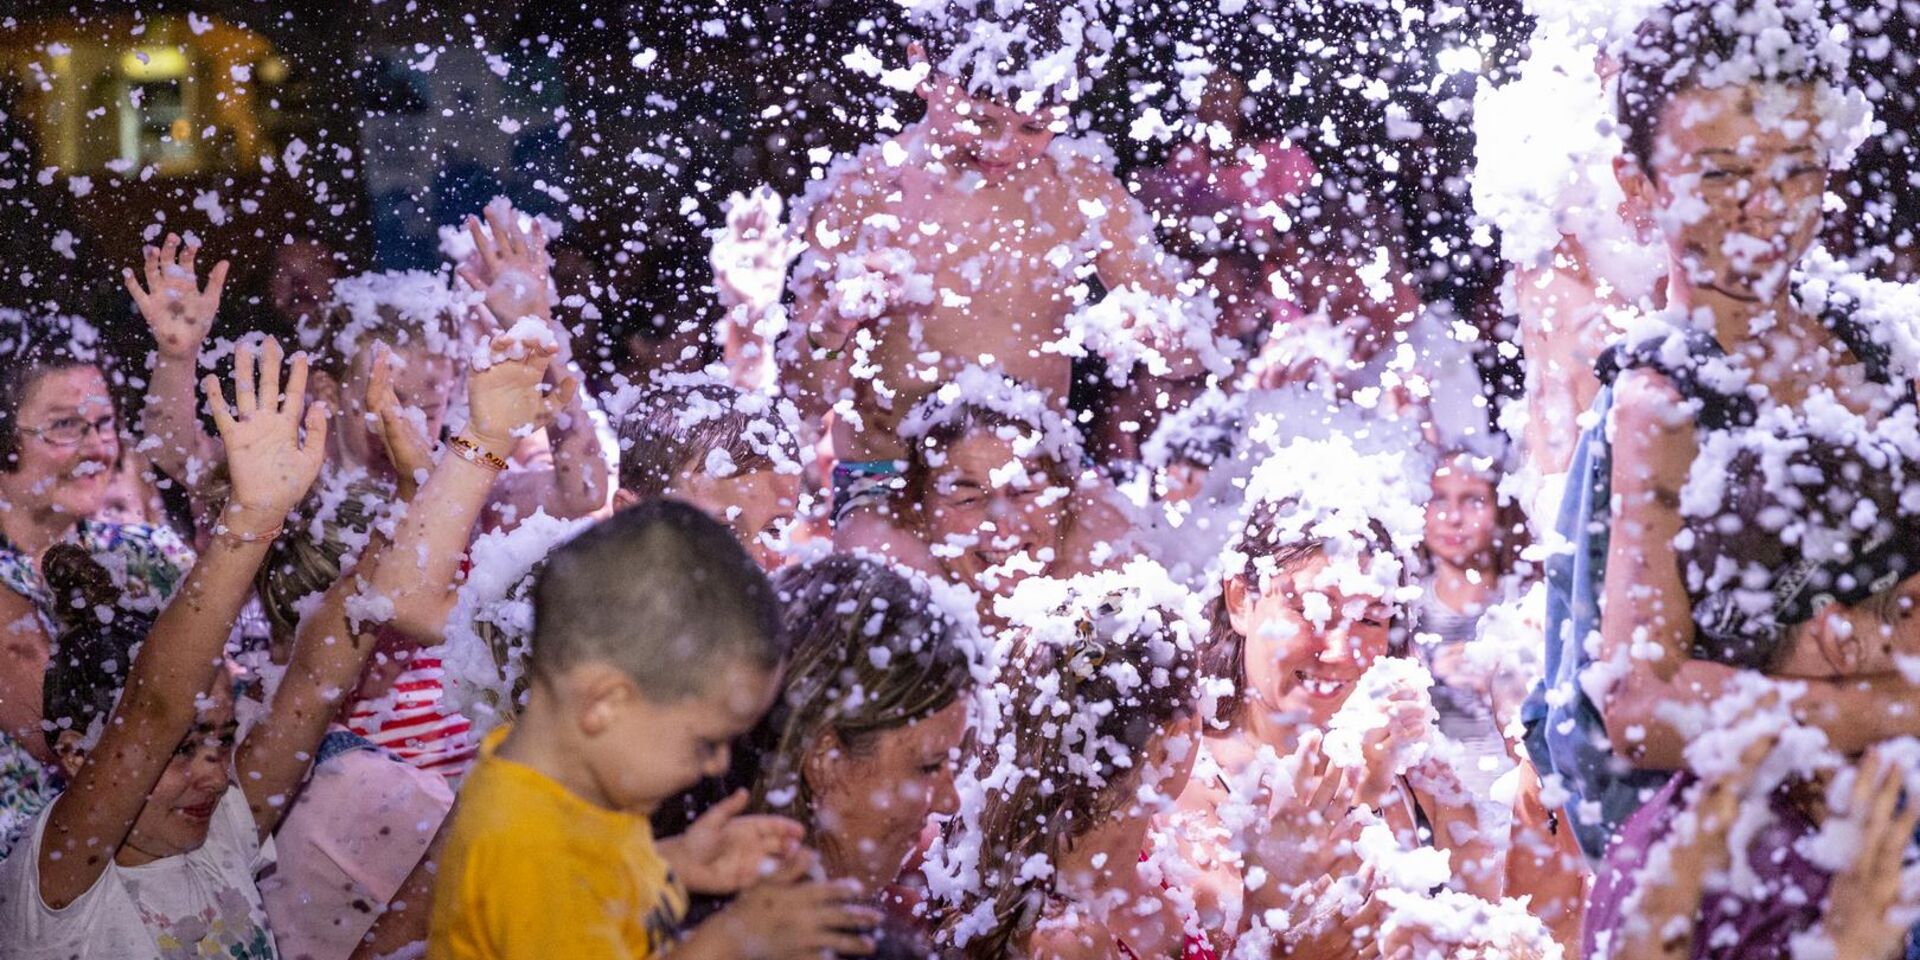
[{"xmin": 428, "ymin": 726, "xmax": 688, "ymax": 960}]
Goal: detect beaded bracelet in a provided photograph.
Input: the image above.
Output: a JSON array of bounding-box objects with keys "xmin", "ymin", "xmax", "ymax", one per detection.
[
  {"xmin": 448, "ymin": 434, "xmax": 509, "ymax": 472},
  {"xmin": 213, "ymin": 520, "xmax": 284, "ymax": 544}
]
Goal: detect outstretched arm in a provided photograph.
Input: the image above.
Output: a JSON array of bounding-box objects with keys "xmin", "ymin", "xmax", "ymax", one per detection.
[
  {"xmin": 39, "ymin": 339, "xmax": 326, "ymax": 909},
  {"xmin": 127, "ymin": 233, "xmax": 229, "ymax": 486},
  {"xmin": 236, "ymin": 331, "xmax": 571, "ymax": 837},
  {"xmin": 1597, "ymin": 370, "xmax": 1920, "ymax": 767},
  {"xmin": 457, "ymin": 204, "xmax": 609, "ymax": 519}
]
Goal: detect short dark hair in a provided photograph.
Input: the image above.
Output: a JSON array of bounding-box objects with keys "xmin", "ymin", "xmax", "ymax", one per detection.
[
  {"xmin": 613, "ymin": 380, "xmax": 801, "ymax": 500},
  {"xmin": 530, "ymin": 499, "xmax": 781, "ymax": 700},
  {"xmin": 1616, "ymin": 0, "xmax": 1846, "ymax": 178}
]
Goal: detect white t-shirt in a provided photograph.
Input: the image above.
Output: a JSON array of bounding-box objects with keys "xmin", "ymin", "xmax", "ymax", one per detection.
[{"xmin": 0, "ymin": 786, "xmax": 279, "ymax": 959}]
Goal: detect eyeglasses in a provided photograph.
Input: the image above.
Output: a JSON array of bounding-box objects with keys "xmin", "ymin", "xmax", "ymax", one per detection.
[{"xmin": 23, "ymin": 414, "xmax": 117, "ymax": 447}]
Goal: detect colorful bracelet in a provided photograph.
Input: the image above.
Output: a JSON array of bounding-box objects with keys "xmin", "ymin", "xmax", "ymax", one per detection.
[{"xmin": 448, "ymin": 433, "xmax": 509, "ymax": 472}]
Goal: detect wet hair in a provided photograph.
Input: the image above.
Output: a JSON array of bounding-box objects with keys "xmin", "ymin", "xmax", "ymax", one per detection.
[
  {"xmin": 1201, "ymin": 497, "xmax": 1402, "ymax": 730},
  {"xmin": 1615, "ymin": 0, "xmax": 1847, "ymax": 178},
  {"xmin": 1679, "ymin": 439, "xmax": 1920, "ymax": 671},
  {"xmin": 253, "ymin": 479, "xmax": 387, "ymax": 654},
  {"xmin": 939, "ymin": 595, "xmax": 1199, "ymax": 958},
  {"xmin": 0, "ymin": 330, "xmax": 107, "ymax": 473},
  {"xmin": 615, "ymin": 381, "xmax": 800, "ymax": 500},
  {"xmin": 41, "ymin": 544, "xmax": 155, "ymax": 753},
  {"xmin": 530, "ymin": 499, "xmax": 781, "ymax": 700},
  {"xmin": 750, "ymin": 555, "xmax": 972, "ymax": 828}
]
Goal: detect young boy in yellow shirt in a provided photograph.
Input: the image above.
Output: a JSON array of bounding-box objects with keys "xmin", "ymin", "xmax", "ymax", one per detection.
[{"xmin": 429, "ymin": 500, "xmax": 881, "ymax": 959}]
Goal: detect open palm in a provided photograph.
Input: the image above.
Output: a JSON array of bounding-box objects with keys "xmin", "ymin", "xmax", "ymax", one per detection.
[
  {"xmin": 125, "ymin": 233, "xmax": 229, "ymax": 361},
  {"xmin": 203, "ymin": 337, "xmax": 329, "ymax": 517}
]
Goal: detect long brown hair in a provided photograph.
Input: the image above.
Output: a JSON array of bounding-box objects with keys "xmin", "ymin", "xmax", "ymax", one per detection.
[
  {"xmin": 752, "ymin": 555, "xmax": 973, "ymax": 828},
  {"xmin": 936, "ymin": 592, "xmax": 1199, "ymax": 958}
]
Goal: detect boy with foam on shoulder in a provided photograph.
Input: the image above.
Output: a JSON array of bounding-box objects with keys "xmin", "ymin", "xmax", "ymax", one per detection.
[
  {"xmin": 718, "ymin": 0, "xmax": 1229, "ymax": 529},
  {"xmin": 428, "ymin": 500, "xmax": 879, "ymax": 960}
]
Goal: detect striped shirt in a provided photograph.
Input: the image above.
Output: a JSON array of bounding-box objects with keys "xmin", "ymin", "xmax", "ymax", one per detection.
[{"xmin": 345, "ymin": 654, "xmax": 478, "ymax": 782}]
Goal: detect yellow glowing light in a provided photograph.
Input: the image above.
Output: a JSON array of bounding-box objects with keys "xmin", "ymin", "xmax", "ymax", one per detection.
[{"xmin": 120, "ymin": 46, "xmax": 188, "ymax": 79}]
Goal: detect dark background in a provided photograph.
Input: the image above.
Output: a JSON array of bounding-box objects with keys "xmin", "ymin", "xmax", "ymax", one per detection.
[{"xmin": 2, "ymin": 0, "xmax": 1915, "ymax": 409}]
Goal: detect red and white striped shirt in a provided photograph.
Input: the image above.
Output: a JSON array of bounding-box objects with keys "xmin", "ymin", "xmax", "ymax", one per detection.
[{"xmin": 345, "ymin": 655, "xmax": 477, "ymax": 782}]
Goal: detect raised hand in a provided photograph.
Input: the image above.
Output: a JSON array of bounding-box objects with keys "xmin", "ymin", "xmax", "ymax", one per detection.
[
  {"xmin": 202, "ymin": 337, "xmax": 329, "ymax": 522},
  {"xmin": 457, "ymin": 201, "xmax": 553, "ymax": 330},
  {"xmin": 465, "ymin": 331, "xmax": 577, "ymax": 454},
  {"xmin": 1822, "ymin": 748, "xmax": 1920, "ymax": 960},
  {"xmin": 713, "ymin": 186, "xmax": 801, "ymax": 312},
  {"xmin": 662, "ymin": 790, "xmax": 806, "ymax": 895},
  {"xmin": 125, "ymin": 233, "xmax": 230, "ymax": 361},
  {"xmin": 366, "ymin": 343, "xmax": 437, "ymax": 498}
]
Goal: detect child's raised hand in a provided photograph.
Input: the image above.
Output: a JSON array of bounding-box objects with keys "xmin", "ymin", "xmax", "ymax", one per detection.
[
  {"xmin": 663, "ymin": 789, "xmax": 806, "ymax": 895},
  {"xmin": 464, "ymin": 331, "xmax": 576, "ymax": 452},
  {"xmin": 202, "ymin": 337, "xmax": 329, "ymax": 523},
  {"xmin": 711, "ymin": 853, "xmax": 881, "ymax": 959},
  {"xmin": 457, "ymin": 202, "xmax": 553, "ymax": 330},
  {"xmin": 124, "ymin": 233, "xmax": 229, "ymax": 361},
  {"xmin": 366, "ymin": 343, "xmax": 436, "ymax": 496}
]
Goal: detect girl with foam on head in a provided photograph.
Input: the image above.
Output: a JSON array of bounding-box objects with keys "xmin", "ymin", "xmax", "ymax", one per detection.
[
  {"xmin": 1175, "ymin": 436, "xmax": 1575, "ymax": 957},
  {"xmin": 930, "ymin": 562, "xmax": 1215, "ymax": 959}
]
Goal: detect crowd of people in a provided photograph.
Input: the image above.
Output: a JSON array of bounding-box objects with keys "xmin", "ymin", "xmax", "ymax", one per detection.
[{"xmin": 2, "ymin": 0, "xmax": 1919, "ymax": 958}]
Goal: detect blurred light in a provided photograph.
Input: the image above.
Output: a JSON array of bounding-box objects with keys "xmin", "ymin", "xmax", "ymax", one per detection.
[
  {"xmin": 121, "ymin": 46, "xmax": 189, "ymax": 79},
  {"xmin": 1436, "ymin": 46, "xmax": 1483, "ymax": 76}
]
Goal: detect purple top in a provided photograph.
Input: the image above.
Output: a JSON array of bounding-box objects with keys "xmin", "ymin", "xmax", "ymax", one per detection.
[{"xmin": 1584, "ymin": 773, "xmax": 1830, "ymax": 959}]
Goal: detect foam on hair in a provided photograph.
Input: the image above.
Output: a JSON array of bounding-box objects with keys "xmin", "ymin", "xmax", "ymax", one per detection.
[
  {"xmin": 530, "ymin": 499, "xmax": 781, "ymax": 700},
  {"xmin": 41, "ymin": 543, "xmax": 154, "ymax": 753}
]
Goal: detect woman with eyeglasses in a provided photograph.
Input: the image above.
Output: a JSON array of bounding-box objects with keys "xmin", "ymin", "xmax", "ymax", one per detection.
[{"xmin": 0, "ymin": 325, "xmax": 195, "ymax": 859}]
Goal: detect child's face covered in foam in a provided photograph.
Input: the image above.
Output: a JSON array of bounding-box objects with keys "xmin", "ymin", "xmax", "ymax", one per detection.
[
  {"xmin": 583, "ymin": 658, "xmax": 780, "ymax": 814},
  {"xmin": 1775, "ymin": 574, "xmax": 1920, "ymax": 681},
  {"xmin": 1641, "ymin": 83, "xmax": 1829, "ymax": 304},
  {"xmin": 1229, "ymin": 550, "xmax": 1395, "ymax": 725},
  {"xmin": 674, "ymin": 464, "xmax": 801, "ymax": 571},
  {"xmin": 924, "ymin": 429, "xmax": 1068, "ymax": 592}
]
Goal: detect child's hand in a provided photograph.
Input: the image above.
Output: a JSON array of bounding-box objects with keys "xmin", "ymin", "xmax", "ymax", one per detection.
[
  {"xmin": 464, "ymin": 331, "xmax": 576, "ymax": 454},
  {"xmin": 202, "ymin": 337, "xmax": 329, "ymax": 523},
  {"xmin": 124, "ymin": 233, "xmax": 229, "ymax": 362},
  {"xmin": 661, "ymin": 790, "xmax": 805, "ymax": 895},
  {"xmin": 457, "ymin": 203, "xmax": 553, "ymax": 330},
  {"xmin": 366, "ymin": 343, "xmax": 436, "ymax": 499},
  {"xmin": 709, "ymin": 853, "xmax": 880, "ymax": 959},
  {"xmin": 713, "ymin": 186, "xmax": 801, "ymax": 312},
  {"xmin": 1822, "ymin": 747, "xmax": 1920, "ymax": 960}
]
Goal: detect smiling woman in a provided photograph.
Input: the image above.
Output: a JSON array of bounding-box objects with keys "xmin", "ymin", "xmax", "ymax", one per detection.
[{"xmin": 0, "ymin": 327, "xmax": 196, "ymax": 857}]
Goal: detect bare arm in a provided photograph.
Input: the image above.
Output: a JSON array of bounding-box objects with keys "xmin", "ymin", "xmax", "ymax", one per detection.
[
  {"xmin": 39, "ymin": 339, "xmax": 327, "ymax": 909},
  {"xmin": 1598, "ymin": 371, "xmax": 1920, "ymax": 768},
  {"xmin": 126, "ymin": 234, "xmax": 229, "ymax": 485},
  {"xmin": 1077, "ymin": 163, "xmax": 1210, "ymax": 380},
  {"xmin": 456, "ymin": 204, "xmax": 609, "ymax": 520},
  {"xmin": 236, "ymin": 334, "xmax": 569, "ymax": 835},
  {"xmin": 0, "ymin": 587, "xmax": 52, "ymax": 766}
]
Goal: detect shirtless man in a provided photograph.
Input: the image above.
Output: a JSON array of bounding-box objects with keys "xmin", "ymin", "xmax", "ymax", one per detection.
[{"xmin": 738, "ymin": 3, "xmax": 1224, "ymax": 527}]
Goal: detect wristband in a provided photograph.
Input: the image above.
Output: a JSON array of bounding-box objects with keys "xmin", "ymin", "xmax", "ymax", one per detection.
[
  {"xmin": 448, "ymin": 434, "xmax": 509, "ymax": 472},
  {"xmin": 212, "ymin": 508, "xmax": 284, "ymax": 544}
]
